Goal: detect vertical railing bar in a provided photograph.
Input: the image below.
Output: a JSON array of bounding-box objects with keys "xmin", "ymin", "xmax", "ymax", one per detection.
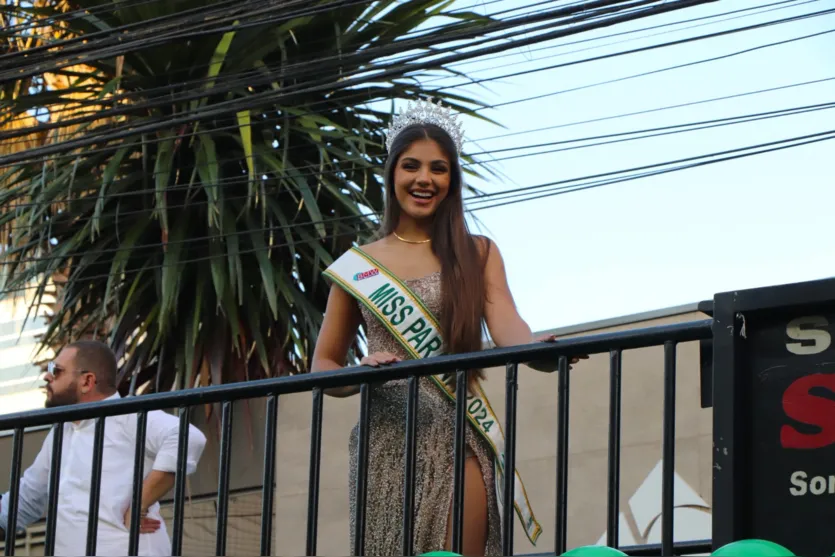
[
  {"xmin": 128, "ymin": 410, "xmax": 148, "ymax": 556},
  {"xmin": 215, "ymin": 401, "xmax": 234, "ymax": 556},
  {"xmin": 502, "ymin": 364, "xmax": 519, "ymax": 556},
  {"xmin": 44, "ymin": 422, "xmax": 64, "ymax": 556},
  {"xmin": 606, "ymin": 349, "xmax": 623, "ymax": 548},
  {"xmin": 85, "ymin": 416, "xmax": 106, "ymax": 556},
  {"xmin": 260, "ymin": 395, "xmax": 279, "ymax": 556},
  {"xmin": 662, "ymin": 341, "xmax": 677, "ymax": 557},
  {"xmin": 171, "ymin": 407, "xmax": 191, "ymax": 556},
  {"xmin": 402, "ymin": 376, "xmax": 419, "ymax": 556},
  {"xmin": 353, "ymin": 384, "xmax": 371, "ymax": 557},
  {"xmin": 555, "ymin": 356, "xmax": 570, "ymax": 556},
  {"xmin": 4, "ymin": 427, "xmax": 24, "ymax": 556},
  {"xmin": 451, "ymin": 370, "xmax": 468, "ymax": 555},
  {"xmin": 306, "ymin": 387, "xmax": 324, "ymax": 556}
]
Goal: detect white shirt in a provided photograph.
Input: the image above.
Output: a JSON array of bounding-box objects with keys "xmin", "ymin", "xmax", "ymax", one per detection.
[{"xmin": 0, "ymin": 393, "xmax": 207, "ymax": 556}]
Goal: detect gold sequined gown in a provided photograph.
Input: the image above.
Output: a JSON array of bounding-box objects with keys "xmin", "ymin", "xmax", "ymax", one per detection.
[{"xmin": 349, "ymin": 272, "xmax": 502, "ymax": 556}]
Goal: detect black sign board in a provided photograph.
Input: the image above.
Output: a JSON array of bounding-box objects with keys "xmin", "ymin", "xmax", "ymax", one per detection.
[
  {"xmin": 740, "ymin": 306, "xmax": 835, "ymax": 555},
  {"xmin": 712, "ymin": 279, "xmax": 835, "ymax": 556}
]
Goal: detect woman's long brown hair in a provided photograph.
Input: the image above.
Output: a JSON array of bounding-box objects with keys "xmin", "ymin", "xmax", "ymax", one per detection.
[{"xmin": 380, "ymin": 123, "xmax": 489, "ymax": 390}]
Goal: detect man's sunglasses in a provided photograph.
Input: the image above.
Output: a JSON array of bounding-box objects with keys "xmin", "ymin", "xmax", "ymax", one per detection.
[{"xmin": 45, "ymin": 361, "xmax": 93, "ymax": 379}]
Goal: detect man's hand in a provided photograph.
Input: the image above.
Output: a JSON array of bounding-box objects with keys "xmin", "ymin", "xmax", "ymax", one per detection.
[
  {"xmin": 124, "ymin": 507, "xmax": 161, "ymax": 534},
  {"xmin": 121, "ymin": 470, "xmax": 175, "ymax": 534}
]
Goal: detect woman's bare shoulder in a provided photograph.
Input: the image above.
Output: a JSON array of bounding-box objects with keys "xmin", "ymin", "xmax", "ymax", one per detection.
[
  {"xmin": 358, "ymin": 237, "xmax": 389, "ymax": 257},
  {"xmin": 472, "ymin": 234, "xmax": 498, "ymax": 258}
]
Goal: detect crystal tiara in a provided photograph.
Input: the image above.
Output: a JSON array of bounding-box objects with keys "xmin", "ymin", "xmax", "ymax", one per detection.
[{"xmin": 385, "ymin": 97, "xmax": 465, "ymax": 154}]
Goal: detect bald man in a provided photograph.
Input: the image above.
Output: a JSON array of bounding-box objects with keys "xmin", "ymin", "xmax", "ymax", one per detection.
[{"xmin": 0, "ymin": 340, "xmax": 207, "ymax": 556}]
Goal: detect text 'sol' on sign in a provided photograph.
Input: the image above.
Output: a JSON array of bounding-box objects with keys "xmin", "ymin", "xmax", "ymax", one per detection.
[{"xmin": 747, "ymin": 308, "xmax": 835, "ymax": 556}]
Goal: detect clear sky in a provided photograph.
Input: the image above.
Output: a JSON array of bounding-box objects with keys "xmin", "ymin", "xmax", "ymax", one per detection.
[{"xmin": 419, "ymin": 0, "xmax": 835, "ymax": 332}]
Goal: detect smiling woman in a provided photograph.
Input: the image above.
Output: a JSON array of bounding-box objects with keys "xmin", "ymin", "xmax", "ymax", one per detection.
[{"xmin": 310, "ymin": 99, "xmax": 561, "ymax": 556}]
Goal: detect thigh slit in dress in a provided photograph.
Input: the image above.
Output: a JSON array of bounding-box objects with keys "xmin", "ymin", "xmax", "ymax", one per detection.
[{"xmin": 348, "ymin": 272, "xmax": 502, "ymax": 556}]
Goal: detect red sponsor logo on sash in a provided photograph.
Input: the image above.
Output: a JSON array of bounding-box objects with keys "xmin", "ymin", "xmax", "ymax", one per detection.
[{"xmin": 353, "ymin": 268, "xmax": 380, "ymax": 281}]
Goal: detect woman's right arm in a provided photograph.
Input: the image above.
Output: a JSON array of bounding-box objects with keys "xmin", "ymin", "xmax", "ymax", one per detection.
[{"xmin": 312, "ymin": 284, "xmax": 363, "ymax": 397}]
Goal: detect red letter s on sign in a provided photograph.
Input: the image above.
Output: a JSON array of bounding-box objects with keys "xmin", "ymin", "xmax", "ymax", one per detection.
[{"xmin": 780, "ymin": 373, "xmax": 835, "ymax": 449}]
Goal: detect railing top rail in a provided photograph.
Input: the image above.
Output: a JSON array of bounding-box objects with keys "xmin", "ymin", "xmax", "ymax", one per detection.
[{"xmin": 0, "ymin": 319, "xmax": 712, "ymax": 430}]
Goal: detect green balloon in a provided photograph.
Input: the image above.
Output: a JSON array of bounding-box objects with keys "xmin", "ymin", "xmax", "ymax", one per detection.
[
  {"xmin": 562, "ymin": 546, "xmax": 628, "ymax": 556},
  {"xmin": 712, "ymin": 539, "xmax": 794, "ymax": 556}
]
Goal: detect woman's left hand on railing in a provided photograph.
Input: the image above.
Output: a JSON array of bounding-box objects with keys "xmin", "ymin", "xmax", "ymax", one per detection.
[
  {"xmin": 360, "ymin": 352, "xmax": 402, "ymax": 367},
  {"xmin": 527, "ymin": 333, "xmax": 588, "ymax": 372}
]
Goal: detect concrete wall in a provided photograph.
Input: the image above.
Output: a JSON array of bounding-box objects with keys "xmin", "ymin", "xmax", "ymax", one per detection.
[
  {"xmin": 502, "ymin": 310, "xmax": 713, "ymax": 552},
  {"xmin": 1, "ymin": 305, "xmax": 713, "ymax": 556},
  {"xmin": 0, "ymin": 291, "xmax": 53, "ymax": 414}
]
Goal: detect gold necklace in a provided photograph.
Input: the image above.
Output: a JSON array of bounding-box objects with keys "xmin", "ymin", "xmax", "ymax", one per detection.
[{"xmin": 393, "ymin": 231, "xmax": 431, "ymax": 244}]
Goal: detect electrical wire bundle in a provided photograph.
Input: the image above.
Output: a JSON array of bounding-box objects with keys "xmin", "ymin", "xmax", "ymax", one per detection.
[
  {"xmin": 0, "ymin": 0, "xmax": 832, "ymax": 389},
  {"xmin": 0, "ymin": 0, "xmax": 731, "ymax": 164}
]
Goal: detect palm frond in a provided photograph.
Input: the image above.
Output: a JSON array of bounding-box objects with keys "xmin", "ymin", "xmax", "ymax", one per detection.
[{"xmin": 0, "ymin": 0, "xmax": 498, "ymax": 394}]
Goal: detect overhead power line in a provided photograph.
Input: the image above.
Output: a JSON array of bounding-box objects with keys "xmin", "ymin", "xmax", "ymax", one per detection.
[
  {"xmin": 1, "ymin": 0, "xmax": 818, "ymax": 137},
  {"xmin": 470, "ymin": 128, "xmax": 835, "ymax": 211},
  {"xmin": 0, "ymin": 0, "xmax": 718, "ymax": 166},
  {"xmin": 423, "ymin": 0, "xmax": 821, "ymax": 85},
  {"xmin": 0, "ymin": 0, "xmax": 650, "ymax": 81},
  {"xmin": 4, "ymin": 0, "xmax": 804, "ymax": 127},
  {"xmin": 0, "ymin": 0, "xmax": 180, "ymax": 35},
  {"xmin": 3, "ymin": 59, "xmax": 833, "ymax": 177},
  {"xmin": 2, "ymin": 98, "xmax": 830, "ymax": 217},
  {"xmin": 469, "ymin": 11, "xmax": 835, "ymax": 110},
  {"xmin": 0, "ymin": 0, "xmax": 366, "ymax": 72},
  {"xmin": 1, "ymin": 3, "xmax": 828, "ymax": 170},
  {"xmin": 3, "ymin": 0, "xmax": 832, "ymax": 295},
  {"xmin": 4, "ymin": 0, "xmax": 815, "ymax": 133},
  {"xmin": 470, "ymin": 75, "xmax": 835, "ymax": 142},
  {"xmin": 4, "ymin": 122, "xmax": 835, "ymax": 272},
  {"xmin": 6, "ymin": 127, "xmax": 835, "ymax": 297}
]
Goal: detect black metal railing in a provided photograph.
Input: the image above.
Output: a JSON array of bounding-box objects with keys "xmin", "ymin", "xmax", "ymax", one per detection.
[{"xmin": 0, "ymin": 319, "xmax": 713, "ymax": 557}]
